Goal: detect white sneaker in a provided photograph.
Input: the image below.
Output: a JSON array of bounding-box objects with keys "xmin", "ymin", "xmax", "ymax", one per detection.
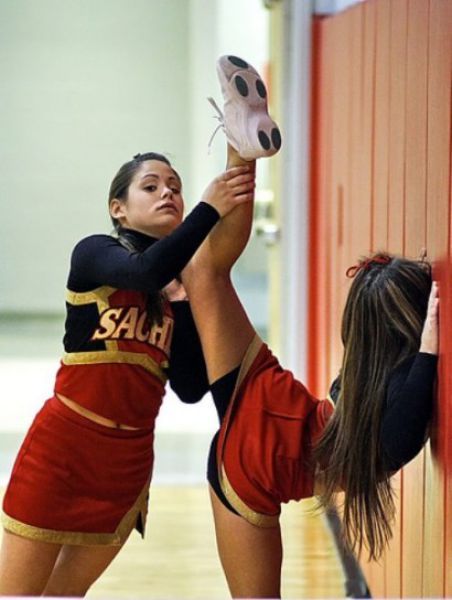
[{"xmin": 209, "ymin": 55, "xmax": 282, "ymax": 161}]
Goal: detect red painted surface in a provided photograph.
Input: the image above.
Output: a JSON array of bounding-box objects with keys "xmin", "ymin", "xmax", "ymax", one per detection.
[{"xmin": 309, "ymin": 0, "xmax": 452, "ymax": 594}]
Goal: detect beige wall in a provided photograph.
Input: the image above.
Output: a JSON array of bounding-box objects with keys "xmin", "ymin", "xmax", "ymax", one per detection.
[{"xmin": 0, "ymin": 0, "xmax": 190, "ymax": 312}]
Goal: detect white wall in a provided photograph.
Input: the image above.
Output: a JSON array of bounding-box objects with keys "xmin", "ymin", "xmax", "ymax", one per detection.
[
  {"xmin": 0, "ymin": 0, "xmax": 190, "ymax": 313},
  {"xmin": 0, "ymin": 0, "xmax": 271, "ymax": 439}
]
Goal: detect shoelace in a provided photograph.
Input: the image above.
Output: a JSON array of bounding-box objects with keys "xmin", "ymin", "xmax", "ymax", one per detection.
[{"xmin": 207, "ymin": 97, "xmax": 225, "ymax": 153}]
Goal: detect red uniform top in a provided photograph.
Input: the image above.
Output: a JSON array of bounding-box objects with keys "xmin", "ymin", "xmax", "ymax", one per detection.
[
  {"xmin": 55, "ymin": 286, "xmax": 173, "ymax": 428},
  {"xmin": 54, "ymin": 203, "xmax": 220, "ymax": 429}
]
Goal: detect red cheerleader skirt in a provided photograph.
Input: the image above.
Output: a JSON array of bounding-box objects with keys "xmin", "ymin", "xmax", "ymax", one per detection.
[
  {"xmin": 2, "ymin": 396, "xmax": 154, "ymax": 546},
  {"xmin": 216, "ymin": 336, "xmax": 334, "ymax": 527}
]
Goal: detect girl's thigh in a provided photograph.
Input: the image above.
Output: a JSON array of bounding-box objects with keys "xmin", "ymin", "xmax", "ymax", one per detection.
[
  {"xmin": 43, "ymin": 540, "xmax": 127, "ymax": 597},
  {"xmin": 209, "ymin": 486, "xmax": 283, "ymax": 599},
  {"xmin": 0, "ymin": 529, "xmax": 61, "ymax": 595}
]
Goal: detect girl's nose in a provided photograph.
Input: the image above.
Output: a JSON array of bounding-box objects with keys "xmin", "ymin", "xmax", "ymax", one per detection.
[{"xmin": 161, "ymin": 186, "xmax": 173, "ymax": 198}]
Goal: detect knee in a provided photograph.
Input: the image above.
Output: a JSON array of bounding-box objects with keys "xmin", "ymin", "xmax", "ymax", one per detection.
[{"xmin": 183, "ymin": 264, "xmax": 232, "ymax": 293}]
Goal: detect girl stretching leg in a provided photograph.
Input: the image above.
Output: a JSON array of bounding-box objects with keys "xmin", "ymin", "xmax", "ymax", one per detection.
[{"xmin": 183, "ymin": 56, "xmax": 438, "ymax": 599}]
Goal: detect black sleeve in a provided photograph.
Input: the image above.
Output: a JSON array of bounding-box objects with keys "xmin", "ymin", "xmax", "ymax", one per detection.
[
  {"xmin": 380, "ymin": 352, "xmax": 438, "ymax": 471},
  {"xmin": 168, "ymin": 301, "xmax": 209, "ymax": 404},
  {"xmin": 328, "ymin": 376, "xmax": 341, "ymax": 405},
  {"xmin": 69, "ymin": 202, "xmax": 219, "ymax": 293}
]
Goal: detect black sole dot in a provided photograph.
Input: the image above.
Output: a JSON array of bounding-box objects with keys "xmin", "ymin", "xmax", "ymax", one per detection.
[
  {"xmin": 258, "ymin": 131, "xmax": 271, "ymax": 150},
  {"xmin": 271, "ymin": 127, "xmax": 281, "ymax": 150},
  {"xmin": 228, "ymin": 56, "xmax": 249, "ymax": 69},
  {"xmin": 235, "ymin": 75, "xmax": 249, "ymax": 97},
  {"xmin": 256, "ymin": 79, "xmax": 267, "ymax": 98}
]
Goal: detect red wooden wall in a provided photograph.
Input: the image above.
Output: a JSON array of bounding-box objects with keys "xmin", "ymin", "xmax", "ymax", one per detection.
[{"xmin": 308, "ymin": 0, "xmax": 452, "ymax": 595}]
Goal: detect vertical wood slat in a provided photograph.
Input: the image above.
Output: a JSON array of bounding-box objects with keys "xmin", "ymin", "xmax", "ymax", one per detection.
[
  {"xmin": 403, "ymin": 0, "xmax": 429, "ymax": 256},
  {"xmin": 422, "ymin": 0, "xmax": 452, "ymax": 595},
  {"xmin": 330, "ymin": 9, "xmax": 350, "ymax": 382},
  {"xmin": 400, "ymin": 0, "xmax": 430, "ymax": 595},
  {"xmin": 349, "ymin": 2, "xmax": 372, "ymax": 265},
  {"xmin": 371, "ymin": 0, "xmax": 390, "ymax": 252},
  {"xmin": 384, "ymin": 2, "xmax": 408, "ymax": 594},
  {"xmin": 308, "ymin": 16, "xmax": 328, "ymax": 396},
  {"xmin": 442, "ymin": 260, "xmax": 452, "ymax": 597},
  {"xmin": 387, "ymin": 0, "xmax": 408, "ymax": 256},
  {"xmin": 362, "ymin": 1, "xmax": 386, "ymax": 597},
  {"xmin": 362, "ymin": 3, "xmax": 385, "ymax": 593},
  {"xmin": 385, "ymin": 472, "xmax": 402, "ymax": 597}
]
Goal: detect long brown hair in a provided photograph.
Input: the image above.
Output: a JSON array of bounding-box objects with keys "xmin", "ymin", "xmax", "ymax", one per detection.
[{"xmin": 314, "ymin": 253, "xmax": 431, "ymax": 560}]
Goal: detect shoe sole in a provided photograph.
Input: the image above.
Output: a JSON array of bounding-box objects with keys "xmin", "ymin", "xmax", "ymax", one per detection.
[{"xmin": 217, "ymin": 55, "xmax": 282, "ymax": 160}]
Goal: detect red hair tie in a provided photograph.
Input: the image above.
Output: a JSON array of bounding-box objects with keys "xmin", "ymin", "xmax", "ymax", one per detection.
[{"xmin": 346, "ymin": 256, "xmax": 391, "ymax": 278}]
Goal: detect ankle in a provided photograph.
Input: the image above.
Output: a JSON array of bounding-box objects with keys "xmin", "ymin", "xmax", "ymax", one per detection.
[{"xmin": 226, "ymin": 144, "xmax": 255, "ymax": 168}]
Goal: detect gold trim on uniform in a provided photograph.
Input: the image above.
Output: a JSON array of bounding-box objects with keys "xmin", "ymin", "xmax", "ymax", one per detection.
[
  {"xmin": 66, "ymin": 286, "xmax": 119, "ymax": 351},
  {"xmin": 326, "ymin": 393, "xmax": 335, "ymax": 409},
  {"xmin": 1, "ymin": 481, "xmax": 150, "ymax": 547},
  {"xmin": 65, "ymin": 286, "xmax": 117, "ymax": 308},
  {"xmin": 217, "ymin": 334, "xmax": 280, "ymax": 528},
  {"xmin": 62, "ymin": 350, "xmax": 168, "ymax": 383},
  {"xmin": 219, "ymin": 466, "xmax": 279, "ymax": 528}
]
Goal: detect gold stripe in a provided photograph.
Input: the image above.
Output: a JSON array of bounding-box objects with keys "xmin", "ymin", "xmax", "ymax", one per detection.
[
  {"xmin": 1, "ymin": 481, "xmax": 150, "ymax": 546},
  {"xmin": 217, "ymin": 334, "xmax": 279, "ymax": 528},
  {"xmin": 326, "ymin": 393, "xmax": 336, "ymax": 409},
  {"xmin": 62, "ymin": 350, "xmax": 168, "ymax": 383},
  {"xmin": 234, "ymin": 334, "xmax": 263, "ymax": 391},
  {"xmin": 65, "ymin": 286, "xmax": 117, "ymax": 307},
  {"xmin": 66, "ymin": 286, "xmax": 119, "ymax": 351},
  {"xmin": 219, "ymin": 465, "xmax": 279, "ymax": 528}
]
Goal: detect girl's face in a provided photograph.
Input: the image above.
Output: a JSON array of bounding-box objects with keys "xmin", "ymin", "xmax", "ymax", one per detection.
[{"xmin": 110, "ymin": 160, "xmax": 184, "ymax": 238}]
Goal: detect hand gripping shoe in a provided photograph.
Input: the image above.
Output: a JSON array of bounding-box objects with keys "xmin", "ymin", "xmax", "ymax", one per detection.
[{"xmin": 208, "ymin": 55, "xmax": 282, "ymax": 161}]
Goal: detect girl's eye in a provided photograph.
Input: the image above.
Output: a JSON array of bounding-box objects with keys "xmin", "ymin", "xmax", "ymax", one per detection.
[
  {"xmin": 145, "ymin": 185, "xmax": 157, "ymax": 192},
  {"xmin": 171, "ymin": 188, "xmax": 181, "ymax": 194}
]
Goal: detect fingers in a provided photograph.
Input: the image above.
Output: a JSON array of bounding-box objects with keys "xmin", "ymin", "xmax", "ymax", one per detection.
[
  {"xmin": 221, "ymin": 166, "xmax": 254, "ymax": 181},
  {"xmin": 420, "ymin": 281, "xmax": 439, "ymax": 355},
  {"xmin": 428, "ymin": 281, "xmax": 439, "ymax": 317},
  {"xmin": 418, "ymin": 247, "xmax": 428, "ymax": 261},
  {"xmin": 217, "ymin": 168, "xmax": 255, "ymax": 201},
  {"xmin": 233, "ymin": 191, "xmax": 255, "ymax": 204}
]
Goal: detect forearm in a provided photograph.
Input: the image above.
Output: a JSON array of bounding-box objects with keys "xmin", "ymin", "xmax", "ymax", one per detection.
[
  {"xmin": 70, "ymin": 203, "xmax": 220, "ymax": 292},
  {"xmin": 380, "ymin": 353, "xmax": 437, "ymax": 470}
]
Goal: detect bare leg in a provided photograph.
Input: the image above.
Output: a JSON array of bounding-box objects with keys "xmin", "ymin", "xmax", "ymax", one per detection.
[
  {"xmin": 210, "ymin": 487, "xmax": 282, "ymax": 599},
  {"xmin": 43, "ymin": 542, "xmax": 126, "ymax": 597},
  {"xmin": 183, "ymin": 145, "xmax": 283, "ymax": 597},
  {"xmin": 0, "ymin": 530, "xmax": 61, "ymax": 595},
  {"xmin": 182, "ymin": 144, "xmax": 257, "ymax": 382}
]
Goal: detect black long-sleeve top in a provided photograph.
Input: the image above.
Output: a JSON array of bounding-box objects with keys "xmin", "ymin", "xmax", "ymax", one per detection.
[
  {"xmin": 58, "ymin": 202, "xmax": 216, "ymax": 410},
  {"xmin": 329, "ymin": 352, "xmax": 438, "ymax": 471}
]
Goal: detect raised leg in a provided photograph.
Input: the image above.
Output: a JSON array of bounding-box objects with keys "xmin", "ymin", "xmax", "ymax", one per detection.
[
  {"xmin": 182, "ymin": 145, "xmax": 257, "ymax": 383},
  {"xmin": 183, "ymin": 144, "xmax": 282, "ymax": 596}
]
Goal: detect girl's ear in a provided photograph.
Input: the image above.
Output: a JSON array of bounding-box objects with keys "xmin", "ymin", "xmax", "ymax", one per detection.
[{"xmin": 109, "ymin": 199, "xmax": 126, "ymax": 222}]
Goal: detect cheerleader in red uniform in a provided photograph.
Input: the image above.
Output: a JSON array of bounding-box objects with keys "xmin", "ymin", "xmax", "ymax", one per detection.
[
  {"xmin": 182, "ymin": 56, "xmax": 439, "ymax": 599},
  {"xmin": 0, "ymin": 152, "xmax": 255, "ymax": 595}
]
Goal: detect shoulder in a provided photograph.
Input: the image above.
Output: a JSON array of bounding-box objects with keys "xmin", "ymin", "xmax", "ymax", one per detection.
[
  {"xmin": 71, "ymin": 234, "xmax": 121, "ymax": 262},
  {"xmin": 386, "ymin": 352, "xmax": 437, "ymax": 401},
  {"xmin": 72, "ymin": 234, "xmax": 119, "ymax": 254},
  {"xmin": 389, "ymin": 352, "xmax": 437, "ymax": 381}
]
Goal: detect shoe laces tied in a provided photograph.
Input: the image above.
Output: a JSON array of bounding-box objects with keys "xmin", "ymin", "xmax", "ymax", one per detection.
[{"xmin": 207, "ymin": 97, "xmax": 225, "ymax": 153}]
